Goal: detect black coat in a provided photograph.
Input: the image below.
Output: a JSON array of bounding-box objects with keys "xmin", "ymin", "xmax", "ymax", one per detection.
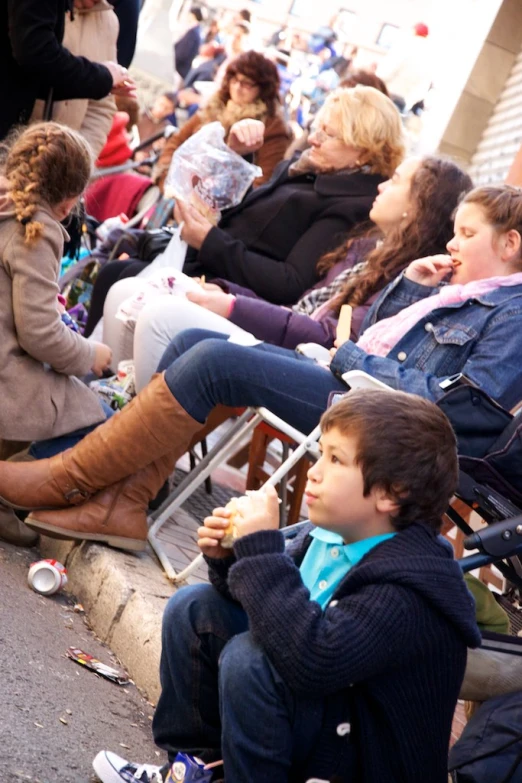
[
  {"xmin": 183, "ymin": 158, "xmax": 384, "ymax": 304},
  {"xmin": 1, "ymin": 0, "xmax": 113, "ymax": 140}
]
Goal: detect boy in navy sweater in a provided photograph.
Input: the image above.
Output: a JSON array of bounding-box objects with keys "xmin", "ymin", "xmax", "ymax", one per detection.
[{"xmin": 93, "ymin": 390, "xmax": 481, "ymax": 783}]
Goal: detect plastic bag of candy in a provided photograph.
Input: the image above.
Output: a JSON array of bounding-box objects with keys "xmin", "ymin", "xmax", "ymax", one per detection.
[{"xmin": 163, "ymin": 121, "xmax": 262, "ymax": 225}]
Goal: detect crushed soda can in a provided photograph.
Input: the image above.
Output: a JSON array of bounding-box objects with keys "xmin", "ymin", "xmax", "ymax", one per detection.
[
  {"xmin": 66, "ymin": 647, "xmax": 129, "ymax": 686},
  {"xmin": 28, "ymin": 559, "xmax": 68, "ymax": 596},
  {"xmin": 165, "ymin": 753, "xmax": 214, "ymax": 782}
]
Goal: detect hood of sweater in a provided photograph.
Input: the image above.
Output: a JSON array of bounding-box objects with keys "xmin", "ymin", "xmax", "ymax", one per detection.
[{"xmin": 288, "ymin": 521, "xmax": 482, "ymax": 649}]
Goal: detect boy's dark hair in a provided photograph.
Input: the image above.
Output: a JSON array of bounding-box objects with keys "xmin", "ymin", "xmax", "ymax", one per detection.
[
  {"xmin": 190, "ymin": 6, "xmax": 204, "ymax": 22},
  {"xmin": 320, "ymin": 389, "xmax": 458, "ymax": 532}
]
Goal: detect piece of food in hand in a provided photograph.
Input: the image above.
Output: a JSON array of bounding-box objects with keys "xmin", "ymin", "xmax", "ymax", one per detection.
[
  {"xmin": 221, "ymin": 496, "xmax": 248, "ymax": 548},
  {"xmin": 336, "ymin": 304, "xmax": 353, "ymax": 346},
  {"xmin": 220, "ymin": 490, "xmax": 281, "ymax": 548}
]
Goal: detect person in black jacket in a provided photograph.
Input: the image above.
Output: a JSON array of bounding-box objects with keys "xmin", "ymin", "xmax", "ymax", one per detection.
[
  {"xmin": 90, "ymin": 390, "xmax": 481, "ymax": 783},
  {"xmin": 176, "ymin": 85, "xmax": 405, "ymax": 303},
  {"xmin": 0, "ymin": 0, "xmax": 135, "ymax": 140}
]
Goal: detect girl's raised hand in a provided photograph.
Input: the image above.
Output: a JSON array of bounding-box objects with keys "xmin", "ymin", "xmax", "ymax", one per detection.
[
  {"xmin": 228, "ymin": 119, "xmax": 265, "ymax": 155},
  {"xmin": 404, "ymin": 255, "xmax": 455, "ymax": 287}
]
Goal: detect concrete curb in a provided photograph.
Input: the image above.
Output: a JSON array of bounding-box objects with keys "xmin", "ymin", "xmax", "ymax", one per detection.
[{"xmin": 39, "ymin": 536, "xmax": 177, "ymax": 703}]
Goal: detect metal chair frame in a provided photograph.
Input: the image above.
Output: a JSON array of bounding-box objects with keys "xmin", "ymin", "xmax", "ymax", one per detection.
[{"xmin": 147, "ymin": 407, "xmax": 321, "ymax": 583}]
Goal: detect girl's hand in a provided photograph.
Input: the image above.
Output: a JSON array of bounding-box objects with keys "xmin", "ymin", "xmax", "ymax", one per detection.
[
  {"xmin": 186, "ymin": 288, "xmax": 235, "ymax": 317},
  {"xmin": 174, "ymin": 201, "xmax": 213, "ymax": 250},
  {"xmin": 228, "ymin": 119, "xmax": 265, "ymax": 155},
  {"xmin": 91, "ymin": 342, "xmax": 113, "ymax": 376},
  {"xmin": 198, "ymin": 507, "xmax": 235, "ymax": 559},
  {"xmin": 233, "ymin": 485, "xmax": 281, "ymax": 540},
  {"xmin": 404, "ymin": 255, "xmax": 455, "ymax": 287}
]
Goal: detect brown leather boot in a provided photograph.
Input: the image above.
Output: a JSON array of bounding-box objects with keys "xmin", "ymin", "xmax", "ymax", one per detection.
[
  {"xmin": 24, "ymin": 453, "xmax": 175, "ymax": 552},
  {"xmin": 0, "ymin": 374, "xmax": 203, "ymax": 511},
  {"xmin": 0, "ymin": 504, "xmax": 39, "ymax": 547}
]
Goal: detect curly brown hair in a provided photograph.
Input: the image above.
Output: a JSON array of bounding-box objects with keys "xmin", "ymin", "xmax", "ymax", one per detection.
[
  {"xmin": 320, "ymin": 156, "xmax": 473, "ymax": 314},
  {"xmin": 1, "ymin": 122, "xmax": 92, "ymax": 246},
  {"xmin": 219, "ymin": 50, "xmax": 281, "ymax": 115}
]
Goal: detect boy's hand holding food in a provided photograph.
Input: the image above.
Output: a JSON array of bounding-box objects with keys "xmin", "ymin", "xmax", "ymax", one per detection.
[
  {"xmin": 197, "ymin": 507, "xmax": 236, "ymax": 559},
  {"xmin": 198, "ymin": 487, "xmax": 281, "ymax": 555}
]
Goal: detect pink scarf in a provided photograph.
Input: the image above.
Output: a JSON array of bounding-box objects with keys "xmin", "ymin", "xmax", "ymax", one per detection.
[{"xmin": 356, "ymin": 273, "xmax": 522, "ymax": 357}]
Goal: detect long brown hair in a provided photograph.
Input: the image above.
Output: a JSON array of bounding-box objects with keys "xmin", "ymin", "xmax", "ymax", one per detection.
[
  {"xmin": 2, "ymin": 122, "xmax": 92, "ymax": 245},
  {"xmin": 325, "ymin": 156, "xmax": 473, "ymax": 314}
]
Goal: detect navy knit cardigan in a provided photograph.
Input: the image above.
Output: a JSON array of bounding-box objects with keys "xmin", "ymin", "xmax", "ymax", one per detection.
[{"xmin": 206, "ymin": 522, "xmax": 482, "ymax": 783}]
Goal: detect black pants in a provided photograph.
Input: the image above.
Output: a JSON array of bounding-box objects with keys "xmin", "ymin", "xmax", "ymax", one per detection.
[{"xmin": 83, "ymin": 259, "xmax": 148, "ymax": 337}]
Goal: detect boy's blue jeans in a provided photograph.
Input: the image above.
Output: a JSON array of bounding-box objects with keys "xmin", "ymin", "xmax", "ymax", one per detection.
[{"xmin": 153, "ymin": 583, "xmax": 326, "ymax": 783}]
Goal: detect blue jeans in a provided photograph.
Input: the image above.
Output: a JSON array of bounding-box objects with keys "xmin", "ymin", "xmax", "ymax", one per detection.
[
  {"xmin": 153, "ymin": 584, "xmax": 326, "ymax": 783},
  {"xmin": 29, "ymin": 402, "xmax": 114, "ymax": 459},
  {"xmin": 159, "ymin": 329, "xmax": 347, "ymax": 434}
]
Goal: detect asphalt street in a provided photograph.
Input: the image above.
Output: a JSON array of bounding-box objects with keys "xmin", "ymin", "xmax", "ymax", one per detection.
[{"xmin": 0, "ymin": 541, "xmax": 161, "ymax": 783}]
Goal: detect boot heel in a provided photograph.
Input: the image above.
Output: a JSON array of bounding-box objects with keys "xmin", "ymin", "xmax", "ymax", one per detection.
[{"xmin": 104, "ymin": 536, "xmax": 146, "ymax": 552}]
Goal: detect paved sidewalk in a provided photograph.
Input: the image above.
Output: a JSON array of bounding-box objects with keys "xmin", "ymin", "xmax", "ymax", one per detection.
[{"xmin": 39, "ymin": 448, "xmax": 251, "ymax": 704}]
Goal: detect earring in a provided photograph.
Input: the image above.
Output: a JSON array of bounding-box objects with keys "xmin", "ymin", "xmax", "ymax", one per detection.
[{"xmin": 402, "ymin": 211, "xmax": 408, "ymax": 218}]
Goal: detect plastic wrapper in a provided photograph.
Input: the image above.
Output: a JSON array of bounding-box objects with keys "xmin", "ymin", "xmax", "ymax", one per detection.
[
  {"xmin": 116, "ymin": 267, "xmax": 202, "ymax": 324},
  {"xmin": 164, "ymin": 121, "xmax": 262, "ymax": 224}
]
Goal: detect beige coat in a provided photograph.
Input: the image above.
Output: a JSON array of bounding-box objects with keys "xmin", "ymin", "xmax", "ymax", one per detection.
[
  {"xmin": 0, "ymin": 184, "xmax": 105, "ymax": 441},
  {"xmin": 31, "ymin": 0, "xmax": 118, "ymax": 158}
]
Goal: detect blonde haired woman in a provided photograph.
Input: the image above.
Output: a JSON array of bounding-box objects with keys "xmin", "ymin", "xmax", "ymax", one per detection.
[{"xmin": 93, "ymin": 85, "xmax": 405, "ymax": 345}]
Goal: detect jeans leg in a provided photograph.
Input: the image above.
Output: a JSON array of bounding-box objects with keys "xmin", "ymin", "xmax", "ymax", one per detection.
[
  {"xmin": 160, "ymin": 329, "xmax": 347, "ymax": 434},
  {"xmin": 219, "ymin": 633, "xmax": 325, "ymax": 783},
  {"xmin": 28, "ymin": 403, "xmax": 114, "ymax": 459},
  {"xmin": 152, "ymin": 583, "xmax": 248, "ymax": 762}
]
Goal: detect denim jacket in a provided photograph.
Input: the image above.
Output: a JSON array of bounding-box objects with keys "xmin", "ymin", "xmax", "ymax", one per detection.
[{"xmin": 330, "ymin": 272, "xmax": 522, "ymax": 410}]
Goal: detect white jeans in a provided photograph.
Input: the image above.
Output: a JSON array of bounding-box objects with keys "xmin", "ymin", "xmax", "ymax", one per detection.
[{"xmin": 102, "ymin": 278, "xmax": 252, "ymax": 392}]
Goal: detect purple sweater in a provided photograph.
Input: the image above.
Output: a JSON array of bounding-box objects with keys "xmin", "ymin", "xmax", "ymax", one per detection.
[{"xmin": 215, "ymin": 237, "xmax": 378, "ymax": 349}]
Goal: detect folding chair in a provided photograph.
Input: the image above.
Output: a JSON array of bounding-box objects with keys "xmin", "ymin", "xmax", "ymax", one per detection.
[
  {"xmin": 147, "ymin": 407, "xmax": 322, "ymax": 582},
  {"xmin": 147, "ymin": 370, "xmax": 377, "ymax": 582}
]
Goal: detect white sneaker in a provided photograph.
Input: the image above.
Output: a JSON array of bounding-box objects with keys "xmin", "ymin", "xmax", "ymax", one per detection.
[{"xmin": 93, "ymin": 750, "xmax": 165, "ymax": 783}]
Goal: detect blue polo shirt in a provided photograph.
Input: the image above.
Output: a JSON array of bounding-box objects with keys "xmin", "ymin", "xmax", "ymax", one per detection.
[{"xmin": 299, "ymin": 527, "xmax": 396, "ymax": 609}]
